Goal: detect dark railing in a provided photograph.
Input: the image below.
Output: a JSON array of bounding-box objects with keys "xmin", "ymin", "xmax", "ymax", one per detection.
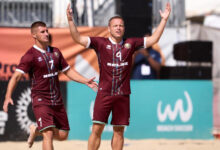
[{"xmin": 0, "ymin": 0, "xmax": 53, "ymax": 27}]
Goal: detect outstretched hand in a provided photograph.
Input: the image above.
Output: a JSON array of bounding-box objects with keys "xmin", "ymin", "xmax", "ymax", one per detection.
[
  {"xmin": 159, "ymin": 3, "xmax": 171, "ymax": 21},
  {"xmin": 66, "ymin": 3, "xmax": 73, "ymax": 21},
  {"xmin": 86, "ymin": 77, "xmax": 98, "ymax": 92},
  {"xmin": 3, "ymin": 97, "xmax": 14, "ymax": 113}
]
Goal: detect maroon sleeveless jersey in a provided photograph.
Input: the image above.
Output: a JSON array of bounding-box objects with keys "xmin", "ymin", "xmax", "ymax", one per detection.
[
  {"xmin": 16, "ymin": 45, "xmax": 70, "ymax": 106},
  {"xmin": 87, "ymin": 37, "xmax": 146, "ymax": 95}
]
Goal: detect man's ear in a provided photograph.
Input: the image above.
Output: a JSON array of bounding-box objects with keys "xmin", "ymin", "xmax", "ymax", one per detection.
[
  {"xmin": 108, "ymin": 27, "xmax": 110, "ymax": 33},
  {"xmin": 32, "ymin": 33, "xmax": 37, "ymax": 39}
]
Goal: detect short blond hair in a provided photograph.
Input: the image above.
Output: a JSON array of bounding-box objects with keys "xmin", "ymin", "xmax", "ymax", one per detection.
[
  {"xmin": 31, "ymin": 21, "xmax": 46, "ymax": 33},
  {"xmin": 108, "ymin": 16, "xmax": 124, "ymax": 26}
]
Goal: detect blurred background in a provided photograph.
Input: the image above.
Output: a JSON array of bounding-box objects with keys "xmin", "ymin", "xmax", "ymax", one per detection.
[{"xmin": 0, "ymin": 0, "xmax": 220, "ymax": 141}]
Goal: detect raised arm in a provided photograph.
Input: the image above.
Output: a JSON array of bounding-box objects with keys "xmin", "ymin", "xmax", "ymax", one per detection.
[
  {"xmin": 146, "ymin": 3, "xmax": 171, "ymax": 47},
  {"xmin": 66, "ymin": 3, "xmax": 89, "ymax": 47},
  {"xmin": 3, "ymin": 71, "xmax": 23, "ymax": 112}
]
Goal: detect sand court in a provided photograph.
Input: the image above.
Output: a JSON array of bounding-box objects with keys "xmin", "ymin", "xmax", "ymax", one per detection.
[{"xmin": 1, "ymin": 139, "xmax": 220, "ymax": 150}]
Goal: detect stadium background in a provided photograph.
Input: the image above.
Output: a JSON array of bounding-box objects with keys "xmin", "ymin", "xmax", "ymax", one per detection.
[{"xmin": 0, "ymin": 0, "xmax": 220, "ymax": 146}]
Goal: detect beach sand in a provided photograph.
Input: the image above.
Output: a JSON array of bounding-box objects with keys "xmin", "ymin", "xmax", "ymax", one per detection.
[{"xmin": 1, "ymin": 139, "xmax": 220, "ymax": 150}]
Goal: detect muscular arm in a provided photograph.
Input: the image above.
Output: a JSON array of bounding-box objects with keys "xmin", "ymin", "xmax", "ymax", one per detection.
[
  {"xmin": 3, "ymin": 71, "xmax": 23, "ymax": 112},
  {"xmin": 63, "ymin": 68, "xmax": 98, "ymax": 90},
  {"xmin": 64, "ymin": 68, "xmax": 90, "ymax": 84},
  {"xmin": 146, "ymin": 3, "xmax": 171, "ymax": 47},
  {"xmin": 66, "ymin": 3, "xmax": 89, "ymax": 47}
]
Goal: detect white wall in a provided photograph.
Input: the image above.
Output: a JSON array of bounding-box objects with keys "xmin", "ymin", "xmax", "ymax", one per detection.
[
  {"xmin": 155, "ymin": 27, "xmax": 187, "ymax": 66},
  {"xmin": 185, "ymin": 0, "xmax": 220, "ymax": 17},
  {"xmin": 53, "ymin": 0, "xmax": 70, "ymax": 27}
]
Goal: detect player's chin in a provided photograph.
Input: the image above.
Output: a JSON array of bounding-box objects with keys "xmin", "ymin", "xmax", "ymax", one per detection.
[
  {"xmin": 42, "ymin": 39, "xmax": 49, "ymax": 43},
  {"xmin": 114, "ymin": 34, "xmax": 123, "ymax": 39}
]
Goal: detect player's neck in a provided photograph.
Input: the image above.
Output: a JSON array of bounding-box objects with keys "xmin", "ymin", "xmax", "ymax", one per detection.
[
  {"xmin": 110, "ymin": 36, "xmax": 122, "ymax": 44},
  {"xmin": 35, "ymin": 42, "xmax": 48, "ymax": 51}
]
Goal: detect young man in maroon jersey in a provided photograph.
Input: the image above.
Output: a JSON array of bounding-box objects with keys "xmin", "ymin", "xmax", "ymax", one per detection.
[
  {"xmin": 67, "ymin": 3, "xmax": 171, "ymax": 150},
  {"xmin": 2, "ymin": 21, "xmax": 98, "ymax": 150}
]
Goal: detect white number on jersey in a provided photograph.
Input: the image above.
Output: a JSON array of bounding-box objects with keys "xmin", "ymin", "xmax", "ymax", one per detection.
[
  {"xmin": 116, "ymin": 51, "xmax": 122, "ymax": 61},
  {"xmin": 49, "ymin": 59, "xmax": 54, "ymax": 70},
  {"xmin": 38, "ymin": 117, "xmax": 42, "ymax": 127}
]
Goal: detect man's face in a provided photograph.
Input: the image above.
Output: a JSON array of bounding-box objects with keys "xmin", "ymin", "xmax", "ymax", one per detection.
[
  {"xmin": 108, "ymin": 18, "xmax": 125, "ymax": 39},
  {"xmin": 32, "ymin": 26, "xmax": 49, "ymax": 44}
]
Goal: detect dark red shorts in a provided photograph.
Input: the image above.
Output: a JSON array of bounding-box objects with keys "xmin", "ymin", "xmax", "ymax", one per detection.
[
  {"xmin": 93, "ymin": 94, "xmax": 130, "ymax": 126},
  {"xmin": 33, "ymin": 104, "xmax": 70, "ymax": 132}
]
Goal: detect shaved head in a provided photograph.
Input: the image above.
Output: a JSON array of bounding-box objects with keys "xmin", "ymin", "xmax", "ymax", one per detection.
[{"xmin": 31, "ymin": 21, "xmax": 46, "ymax": 33}]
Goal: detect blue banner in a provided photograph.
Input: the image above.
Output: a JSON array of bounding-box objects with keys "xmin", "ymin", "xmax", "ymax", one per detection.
[{"xmin": 67, "ymin": 80, "xmax": 213, "ymax": 140}]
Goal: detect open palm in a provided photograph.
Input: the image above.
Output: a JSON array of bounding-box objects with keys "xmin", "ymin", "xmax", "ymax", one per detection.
[
  {"xmin": 66, "ymin": 3, "xmax": 73, "ymax": 21},
  {"xmin": 160, "ymin": 3, "xmax": 171, "ymax": 20}
]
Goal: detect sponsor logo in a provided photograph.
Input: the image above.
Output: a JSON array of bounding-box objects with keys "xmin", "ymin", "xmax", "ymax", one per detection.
[
  {"xmin": 124, "ymin": 43, "xmax": 131, "ymax": 49},
  {"xmin": 157, "ymin": 91, "xmax": 193, "ymax": 132},
  {"xmin": 16, "ymin": 88, "xmax": 36, "ymax": 134},
  {"xmin": 106, "ymin": 45, "xmax": 111, "ymax": 50},
  {"xmin": 0, "ymin": 111, "xmax": 8, "ymax": 135},
  {"xmin": 54, "ymin": 52, "xmax": 59, "ymax": 57},
  {"xmin": 43, "ymin": 72, "xmax": 58, "ymax": 78},
  {"xmin": 38, "ymin": 57, "xmax": 43, "ymax": 62},
  {"xmin": 107, "ymin": 62, "xmax": 128, "ymax": 67}
]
